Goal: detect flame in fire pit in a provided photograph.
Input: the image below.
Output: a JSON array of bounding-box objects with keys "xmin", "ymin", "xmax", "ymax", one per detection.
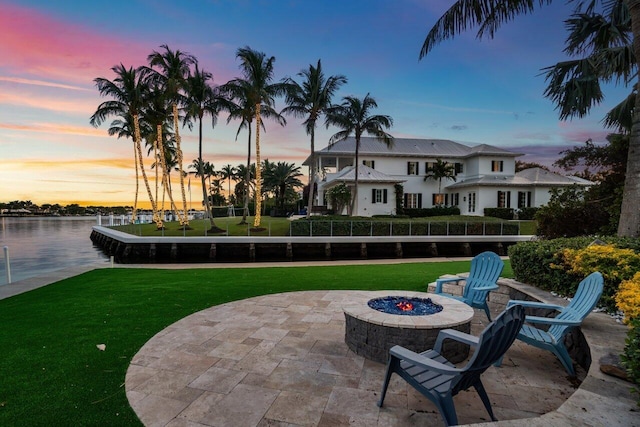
[{"xmin": 396, "ymin": 301, "xmax": 414, "ymax": 311}]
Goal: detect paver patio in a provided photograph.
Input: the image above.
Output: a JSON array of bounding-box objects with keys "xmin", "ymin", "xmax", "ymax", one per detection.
[{"xmin": 126, "ymin": 290, "xmax": 582, "ymax": 426}]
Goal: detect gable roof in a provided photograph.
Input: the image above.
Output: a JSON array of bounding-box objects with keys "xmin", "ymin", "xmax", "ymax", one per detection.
[
  {"xmin": 312, "ymin": 137, "xmax": 519, "ymax": 160},
  {"xmin": 446, "ymin": 167, "xmax": 593, "ymax": 189}
]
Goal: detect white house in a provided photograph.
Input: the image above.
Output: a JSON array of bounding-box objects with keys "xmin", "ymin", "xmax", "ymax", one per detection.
[{"xmin": 308, "ymin": 137, "xmax": 592, "ymax": 216}]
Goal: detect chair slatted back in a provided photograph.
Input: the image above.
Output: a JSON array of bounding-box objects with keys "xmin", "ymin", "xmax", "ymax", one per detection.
[
  {"xmin": 548, "ymin": 272, "xmax": 603, "ymax": 340},
  {"xmin": 452, "ymin": 304, "xmax": 525, "ymax": 394},
  {"xmin": 463, "ymin": 251, "xmax": 504, "ymax": 305}
]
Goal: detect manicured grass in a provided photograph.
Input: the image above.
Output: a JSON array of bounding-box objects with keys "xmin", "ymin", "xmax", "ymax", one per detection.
[
  {"xmin": 113, "ymin": 216, "xmax": 536, "ymax": 237},
  {"xmin": 0, "ymin": 261, "xmax": 511, "ymax": 426}
]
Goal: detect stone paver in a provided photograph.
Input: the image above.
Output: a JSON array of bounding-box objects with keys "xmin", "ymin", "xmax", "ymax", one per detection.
[{"xmin": 126, "ymin": 291, "xmax": 582, "ymax": 426}]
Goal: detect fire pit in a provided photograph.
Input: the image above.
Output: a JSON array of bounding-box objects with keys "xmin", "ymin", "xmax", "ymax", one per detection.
[{"xmin": 343, "ymin": 291, "xmax": 474, "ymax": 363}]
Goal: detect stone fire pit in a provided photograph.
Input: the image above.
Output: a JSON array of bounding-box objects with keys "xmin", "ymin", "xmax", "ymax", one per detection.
[{"xmin": 343, "ymin": 291, "xmax": 474, "ymax": 363}]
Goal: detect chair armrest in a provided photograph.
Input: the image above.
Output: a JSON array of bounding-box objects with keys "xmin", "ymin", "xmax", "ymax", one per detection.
[
  {"xmin": 474, "ymin": 284, "xmax": 499, "ymax": 292},
  {"xmin": 524, "ymin": 315, "xmax": 582, "ymax": 326},
  {"xmin": 389, "ymin": 345, "xmax": 461, "ymax": 375},
  {"xmin": 434, "ymin": 277, "xmax": 462, "ymax": 293},
  {"xmin": 434, "ymin": 328, "xmax": 479, "ymax": 353},
  {"xmin": 506, "ymin": 300, "xmax": 564, "ymax": 311}
]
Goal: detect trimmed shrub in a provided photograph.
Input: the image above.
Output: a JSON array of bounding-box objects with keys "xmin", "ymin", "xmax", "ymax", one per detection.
[
  {"xmin": 404, "ymin": 206, "xmax": 460, "ymax": 217},
  {"xmin": 621, "ymin": 317, "xmax": 640, "ymax": 405},
  {"xmin": 616, "ymin": 272, "xmax": 640, "ymax": 324},
  {"xmin": 517, "ymin": 207, "xmax": 539, "ymax": 220},
  {"xmin": 484, "ymin": 207, "xmax": 514, "ymax": 220}
]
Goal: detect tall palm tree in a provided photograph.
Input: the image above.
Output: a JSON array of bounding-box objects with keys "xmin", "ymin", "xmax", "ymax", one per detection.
[
  {"xmin": 183, "ymin": 63, "xmax": 231, "ymax": 231},
  {"xmin": 224, "ymin": 46, "xmax": 288, "ymax": 228},
  {"xmin": 325, "ymin": 94, "xmax": 394, "ymax": 215},
  {"xmin": 419, "ymin": 0, "xmax": 640, "ymax": 237},
  {"xmin": 282, "ymin": 59, "xmax": 347, "ymax": 218},
  {"xmin": 233, "ymin": 163, "xmax": 256, "ymax": 211},
  {"xmin": 424, "ymin": 159, "xmax": 457, "ymax": 204},
  {"xmin": 220, "ymin": 164, "xmax": 237, "ymax": 203},
  {"xmin": 90, "ymin": 64, "xmax": 157, "ymax": 224},
  {"xmin": 264, "ymin": 162, "xmax": 304, "ymax": 210},
  {"xmin": 147, "ymin": 45, "xmax": 195, "ymax": 227}
]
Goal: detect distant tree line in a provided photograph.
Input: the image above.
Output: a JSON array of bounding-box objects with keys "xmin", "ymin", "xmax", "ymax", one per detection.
[{"xmin": 0, "ymin": 201, "xmax": 130, "ymax": 216}]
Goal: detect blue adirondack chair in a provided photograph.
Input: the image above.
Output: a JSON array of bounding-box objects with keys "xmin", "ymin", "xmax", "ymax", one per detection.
[
  {"xmin": 433, "ymin": 251, "xmax": 504, "ymax": 320},
  {"xmin": 378, "ymin": 304, "xmax": 525, "ymax": 427},
  {"xmin": 498, "ymin": 271, "xmax": 603, "ymax": 376}
]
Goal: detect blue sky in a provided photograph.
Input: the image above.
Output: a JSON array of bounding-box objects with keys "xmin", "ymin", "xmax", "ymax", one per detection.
[{"xmin": 0, "ymin": 0, "xmax": 630, "ymax": 206}]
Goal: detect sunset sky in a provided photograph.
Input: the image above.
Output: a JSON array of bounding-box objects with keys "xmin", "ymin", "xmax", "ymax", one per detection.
[{"xmin": 0, "ymin": 0, "xmax": 631, "ymax": 207}]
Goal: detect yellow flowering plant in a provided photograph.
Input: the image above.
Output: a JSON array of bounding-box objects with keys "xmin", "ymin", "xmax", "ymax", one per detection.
[{"xmin": 616, "ymin": 272, "xmax": 640, "ymax": 324}]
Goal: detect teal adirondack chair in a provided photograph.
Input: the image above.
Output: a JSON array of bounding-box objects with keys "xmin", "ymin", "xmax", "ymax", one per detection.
[
  {"xmin": 498, "ymin": 271, "xmax": 603, "ymax": 376},
  {"xmin": 433, "ymin": 251, "xmax": 504, "ymax": 320},
  {"xmin": 378, "ymin": 304, "xmax": 525, "ymax": 427}
]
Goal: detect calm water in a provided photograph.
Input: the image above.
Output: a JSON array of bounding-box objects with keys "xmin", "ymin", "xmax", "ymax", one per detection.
[{"xmin": 0, "ymin": 217, "xmax": 109, "ymax": 285}]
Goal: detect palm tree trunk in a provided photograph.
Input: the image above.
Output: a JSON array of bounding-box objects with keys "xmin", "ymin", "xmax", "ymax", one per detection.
[
  {"xmin": 173, "ymin": 103, "xmax": 189, "ymax": 227},
  {"xmin": 198, "ymin": 116, "xmax": 215, "ymax": 229},
  {"xmin": 350, "ymin": 135, "xmax": 360, "ymax": 216},
  {"xmin": 241, "ymin": 125, "xmax": 252, "ymax": 224},
  {"xmin": 619, "ymin": 0, "xmax": 640, "ymax": 237},
  {"xmin": 133, "ymin": 114, "xmax": 160, "ymax": 227},
  {"xmin": 132, "ymin": 141, "xmax": 139, "ymax": 222},
  {"xmin": 306, "ymin": 128, "xmax": 316, "ymax": 219},
  {"xmin": 254, "ymin": 104, "xmax": 263, "ymax": 227}
]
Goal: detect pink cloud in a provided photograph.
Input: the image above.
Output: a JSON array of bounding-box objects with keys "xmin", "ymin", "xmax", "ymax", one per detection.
[
  {"xmin": 0, "ymin": 3, "xmax": 150, "ymax": 86},
  {"xmin": 0, "ymin": 89, "xmax": 98, "ymax": 115},
  {"xmin": 0, "ymin": 122, "xmax": 109, "ymax": 137}
]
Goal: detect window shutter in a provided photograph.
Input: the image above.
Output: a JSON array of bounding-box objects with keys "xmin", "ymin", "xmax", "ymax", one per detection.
[
  {"xmin": 418, "ymin": 193, "xmax": 422, "ymax": 208},
  {"xmin": 432, "ymin": 194, "xmax": 436, "ymax": 205},
  {"xmin": 527, "ymin": 191, "xmax": 532, "ymax": 207},
  {"xmin": 416, "ymin": 163, "xmax": 419, "ymax": 175},
  {"xmin": 372, "ymin": 188, "xmax": 376, "ymax": 204},
  {"xmin": 383, "ymin": 189, "xmax": 388, "ymax": 204},
  {"xmin": 404, "ymin": 193, "xmax": 408, "ymax": 208}
]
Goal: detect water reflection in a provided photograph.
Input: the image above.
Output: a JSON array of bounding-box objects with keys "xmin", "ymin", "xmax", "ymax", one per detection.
[{"xmin": 0, "ymin": 217, "xmax": 108, "ymax": 284}]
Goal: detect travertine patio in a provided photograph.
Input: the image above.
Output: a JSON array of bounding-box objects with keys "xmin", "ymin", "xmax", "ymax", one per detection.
[{"xmin": 125, "ymin": 290, "xmax": 582, "ymax": 427}]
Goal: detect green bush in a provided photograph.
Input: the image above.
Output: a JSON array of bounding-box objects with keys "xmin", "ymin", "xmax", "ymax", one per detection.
[
  {"xmin": 621, "ymin": 317, "xmax": 640, "ymax": 406},
  {"xmin": 404, "ymin": 206, "xmax": 460, "ymax": 217},
  {"xmin": 484, "ymin": 207, "xmax": 514, "ymax": 220},
  {"xmin": 509, "ymin": 237, "xmax": 640, "ymax": 311},
  {"xmin": 517, "ymin": 207, "xmax": 539, "ymax": 220}
]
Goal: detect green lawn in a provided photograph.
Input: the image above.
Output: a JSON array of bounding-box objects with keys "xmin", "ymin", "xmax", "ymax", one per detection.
[
  {"xmin": 112, "ymin": 216, "xmax": 537, "ymax": 237},
  {"xmin": 0, "ymin": 261, "xmax": 512, "ymax": 426}
]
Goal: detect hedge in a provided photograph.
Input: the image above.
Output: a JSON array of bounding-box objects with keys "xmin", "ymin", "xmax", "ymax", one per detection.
[
  {"xmin": 484, "ymin": 207, "xmax": 514, "ymax": 220},
  {"xmin": 404, "ymin": 206, "xmax": 460, "ymax": 217}
]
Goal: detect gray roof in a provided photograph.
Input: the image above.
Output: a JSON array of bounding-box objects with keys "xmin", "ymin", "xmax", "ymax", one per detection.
[
  {"xmin": 446, "ymin": 167, "xmax": 593, "ymax": 189},
  {"xmin": 325, "ymin": 164, "xmax": 404, "ymax": 186},
  {"xmin": 314, "ymin": 137, "xmax": 518, "ymax": 159}
]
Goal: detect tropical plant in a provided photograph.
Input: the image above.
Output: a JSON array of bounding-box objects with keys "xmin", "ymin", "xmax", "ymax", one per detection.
[
  {"xmin": 220, "ymin": 164, "xmax": 237, "ymax": 203},
  {"xmin": 327, "ymin": 183, "xmax": 351, "ymax": 215},
  {"xmin": 183, "ymin": 63, "xmax": 231, "ymax": 231},
  {"xmin": 282, "ymin": 59, "xmax": 347, "ymax": 218},
  {"xmin": 263, "ymin": 161, "xmax": 304, "ymax": 210},
  {"xmin": 223, "ymin": 46, "xmax": 287, "ymax": 228},
  {"xmin": 325, "ymin": 94, "xmax": 394, "ymax": 215},
  {"xmin": 90, "ymin": 64, "xmax": 156, "ymax": 224},
  {"xmin": 147, "ymin": 45, "xmax": 195, "ymax": 227},
  {"xmin": 424, "ymin": 159, "xmax": 457, "ymax": 198},
  {"xmin": 419, "ymin": 0, "xmax": 640, "ymax": 238}
]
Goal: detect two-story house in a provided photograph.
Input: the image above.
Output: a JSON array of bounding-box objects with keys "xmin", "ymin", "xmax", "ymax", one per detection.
[{"xmin": 308, "ymin": 137, "xmax": 591, "ymax": 216}]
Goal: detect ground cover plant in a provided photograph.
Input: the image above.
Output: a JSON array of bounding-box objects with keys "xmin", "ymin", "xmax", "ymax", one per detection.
[{"xmin": 0, "ymin": 261, "xmax": 512, "ymax": 426}]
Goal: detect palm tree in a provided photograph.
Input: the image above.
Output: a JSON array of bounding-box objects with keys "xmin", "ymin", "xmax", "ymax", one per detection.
[
  {"xmin": 147, "ymin": 45, "xmax": 195, "ymax": 227},
  {"xmin": 419, "ymin": 0, "xmax": 640, "ymax": 237},
  {"xmin": 282, "ymin": 59, "xmax": 347, "ymax": 218},
  {"xmin": 183, "ymin": 63, "xmax": 231, "ymax": 231},
  {"xmin": 233, "ymin": 163, "xmax": 256, "ymax": 212},
  {"xmin": 424, "ymin": 159, "xmax": 457, "ymax": 205},
  {"xmin": 220, "ymin": 164, "xmax": 237, "ymax": 203},
  {"xmin": 224, "ymin": 46, "xmax": 288, "ymax": 228},
  {"xmin": 264, "ymin": 162, "xmax": 304, "ymax": 210},
  {"xmin": 90, "ymin": 64, "xmax": 157, "ymax": 224},
  {"xmin": 325, "ymin": 94, "xmax": 394, "ymax": 215}
]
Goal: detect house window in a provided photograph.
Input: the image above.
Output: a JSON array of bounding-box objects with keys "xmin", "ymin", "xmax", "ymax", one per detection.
[
  {"xmin": 425, "ymin": 161, "xmax": 435, "ymax": 171},
  {"xmin": 432, "ymin": 193, "xmax": 446, "ymax": 206},
  {"xmin": 363, "ymin": 160, "xmax": 375, "ymax": 168},
  {"xmin": 451, "ymin": 193, "xmax": 459, "ymax": 206},
  {"xmin": 497, "ymin": 191, "xmax": 511, "ymax": 208},
  {"xmin": 518, "ymin": 191, "xmax": 532, "ymax": 208},
  {"xmin": 454, "ymin": 163, "xmax": 463, "ymax": 175},
  {"xmin": 407, "ymin": 161, "xmax": 419, "ymax": 175},
  {"xmin": 404, "ymin": 193, "xmax": 422, "ymax": 209},
  {"xmin": 468, "ymin": 192, "xmax": 476, "ymax": 213},
  {"xmin": 491, "ymin": 160, "xmax": 504, "ymax": 172},
  {"xmin": 372, "ymin": 189, "xmax": 388, "ymax": 204}
]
